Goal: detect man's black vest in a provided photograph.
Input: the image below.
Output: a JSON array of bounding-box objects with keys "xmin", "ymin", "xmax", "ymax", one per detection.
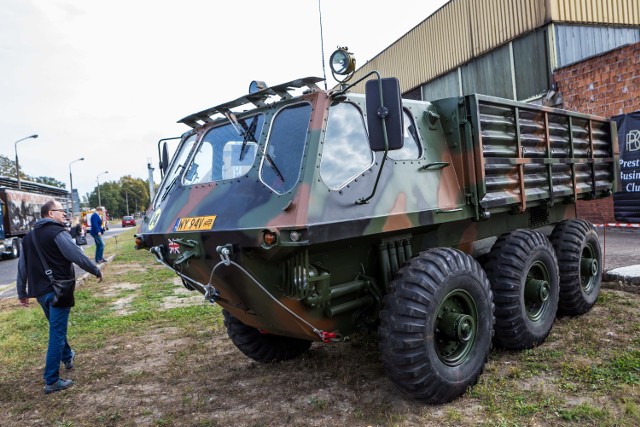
[{"xmin": 22, "ymin": 221, "xmax": 75, "ymax": 298}]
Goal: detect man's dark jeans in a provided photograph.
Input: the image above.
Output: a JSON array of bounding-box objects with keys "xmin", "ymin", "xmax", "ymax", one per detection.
[
  {"xmin": 92, "ymin": 233, "xmax": 105, "ymax": 262},
  {"xmin": 37, "ymin": 292, "xmax": 73, "ymax": 385}
]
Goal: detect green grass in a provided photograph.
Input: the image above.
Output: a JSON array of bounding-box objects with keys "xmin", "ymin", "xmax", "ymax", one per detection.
[
  {"xmin": 0, "ymin": 228, "xmax": 221, "ymax": 369},
  {"xmin": 0, "ymin": 231, "xmax": 638, "ymax": 426}
]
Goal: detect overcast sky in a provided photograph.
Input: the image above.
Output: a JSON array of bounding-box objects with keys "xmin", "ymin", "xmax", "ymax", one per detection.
[{"xmin": 1, "ymin": 0, "xmax": 448, "ymax": 199}]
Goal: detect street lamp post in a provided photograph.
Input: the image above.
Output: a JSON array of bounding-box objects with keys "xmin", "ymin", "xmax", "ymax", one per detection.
[
  {"xmin": 14, "ymin": 134, "xmax": 38, "ymax": 189},
  {"xmin": 96, "ymin": 170, "xmax": 109, "ymax": 206},
  {"xmin": 69, "ymin": 157, "xmax": 85, "ymax": 218}
]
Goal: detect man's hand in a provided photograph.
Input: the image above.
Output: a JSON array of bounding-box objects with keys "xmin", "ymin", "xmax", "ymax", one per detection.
[
  {"xmin": 18, "ymin": 297, "xmax": 29, "ymax": 307},
  {"xmin": 97, "ymin": 271, "xmax": 104, "ymax": 283}
]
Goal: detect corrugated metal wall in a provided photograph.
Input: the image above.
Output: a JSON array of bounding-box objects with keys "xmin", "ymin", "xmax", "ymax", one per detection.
[
  {"xmin": 461, "ymin": 46, "xmax": 514, "ymax": 99},
  {"xmin": 348, "ymin": 0, "xmax": 640, "ymax": 94},
  {"xmin": 513, "ymin": 29, "xmax": 550, "ymax": 99},
  {"xmin": 549, "ymin": 0, "xmax": 640, "ymax": 24},
  {"xmin": 555, "ymin": 25, "xmax": 640, "ymax": 67}
]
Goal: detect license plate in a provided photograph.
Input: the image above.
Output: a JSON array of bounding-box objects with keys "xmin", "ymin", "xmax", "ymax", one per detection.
[{"xmin": 173, "ymin": 215, "xmax": 216, "ymax": 232}]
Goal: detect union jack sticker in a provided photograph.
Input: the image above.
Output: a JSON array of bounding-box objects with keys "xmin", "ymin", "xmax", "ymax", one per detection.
[{"xmin": 168, "ymin": 239, "xmax": 180, "ymax": 254}]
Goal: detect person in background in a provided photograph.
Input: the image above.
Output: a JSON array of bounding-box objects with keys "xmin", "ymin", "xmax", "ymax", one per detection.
[
  {"xmin": 69, "ymin": 219, "xmax": 82, "ymax": 239},
  {"xmin": 90, "ymin": 206, "xmax": 107, "ymax": 263},
  {"xmin": 17, "ymin": 200, "xmax": 104, "ymax": 394}
]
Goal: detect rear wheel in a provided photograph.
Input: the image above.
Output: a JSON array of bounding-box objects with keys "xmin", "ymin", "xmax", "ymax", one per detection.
[
  {"xmin": 378, "ymin": 248, "xmax": 494, "ymax": 404},
  {"xmin": 484, "ymin": 230, "xmax": 559, "ymax": 350},
  {"xmin": 549, "ymin": 219, "xmax": 602, "ymax": 315},
  {"xmin": 223, "ymin": 310, "xmax": 312, "ymax": 363},
  {"xmin": 8, "ymin": 239, "xmax": 20, "ymax": 259}
]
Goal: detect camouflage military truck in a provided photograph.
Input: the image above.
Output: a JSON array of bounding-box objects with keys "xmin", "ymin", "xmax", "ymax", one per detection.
[{"xmin": 135, "ymin": 49, "xmax": 616, "ymax": 403}]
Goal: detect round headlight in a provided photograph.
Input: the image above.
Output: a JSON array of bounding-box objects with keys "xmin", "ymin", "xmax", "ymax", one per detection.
[{"xmin": 330, "ymin": 48, "xmax": 355, "ymax": 75}]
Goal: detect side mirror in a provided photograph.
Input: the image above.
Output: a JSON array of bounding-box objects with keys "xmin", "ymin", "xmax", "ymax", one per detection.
[
  {"xmin": 365, "ymin": 77, "xmax": 404, "ymax": 152},
  {"xmin": 161, "ymin": 142, "xmax": 169, "ymax": 177}
]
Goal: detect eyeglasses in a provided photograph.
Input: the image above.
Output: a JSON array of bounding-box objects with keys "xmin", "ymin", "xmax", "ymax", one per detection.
[{"xmin": 50, "ymin": 209, "xmax": 66, "ymax": 213}]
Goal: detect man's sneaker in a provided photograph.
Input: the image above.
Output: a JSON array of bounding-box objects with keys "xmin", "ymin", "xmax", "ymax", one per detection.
[
  {"xmin": 44, "ymin": 378, "xmax": 73, "ymax": 394},
  {"xmin": 63, "ymin": 350, "xmax": 75, "ymax": 369}
]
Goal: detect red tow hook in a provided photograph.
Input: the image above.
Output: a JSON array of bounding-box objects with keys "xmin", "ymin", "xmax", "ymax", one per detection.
[{"xmin": 320, "ymin": 331, "xmax": 338, "ymax": 343}]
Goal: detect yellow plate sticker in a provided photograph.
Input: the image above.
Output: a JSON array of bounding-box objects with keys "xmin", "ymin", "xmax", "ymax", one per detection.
[{"xmin": 173, "ymin": 215, "xmax": 217, "ymax": 232}]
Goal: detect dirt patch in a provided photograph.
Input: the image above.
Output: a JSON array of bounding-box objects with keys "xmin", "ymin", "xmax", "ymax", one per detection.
[
  {"xmin": 99, "ymin": 282, "xmax": 141, "ymax": 298},
  {"xmin": 160, "ymin": 286, "xmax": 206, "ymax": 310},
  {"xmin": 1, "ymin": 281, "xmax": 638, "ymax": 426}
]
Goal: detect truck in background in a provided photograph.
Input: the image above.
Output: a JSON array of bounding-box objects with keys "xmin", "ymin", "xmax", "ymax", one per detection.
[{"xmin": 0, "ymin": 177, "xmax": 70, "ymax": 259}]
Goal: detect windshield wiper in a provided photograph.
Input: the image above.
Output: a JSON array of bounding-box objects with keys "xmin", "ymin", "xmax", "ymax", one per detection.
[
  {"xmin": 238, "ymin": 117, "xmax": 258, "ymax": 161},
  {"xmin": 160, "ymin": 165, "xmax": 184, "ymax": 202},
  {"xmin": 223, "ymin": 110, "xmax": 283, "ymax": 182},
  {"xmin": 223, "ymin": 111, "xmax": 258, "ymax": 160},
  {"xmin": 264, "ymin": 152, "xmax": 285, "ymax": 182}
]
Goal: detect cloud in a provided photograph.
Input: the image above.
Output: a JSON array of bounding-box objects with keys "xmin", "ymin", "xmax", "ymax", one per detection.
[{"xmin": 0, "ymin": 0, "xmax": 447, "ymax": 200}]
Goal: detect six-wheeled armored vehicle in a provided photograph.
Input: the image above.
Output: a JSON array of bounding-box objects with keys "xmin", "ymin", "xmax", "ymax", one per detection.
[{"xmin": 135, "ymin": 52, "xmax": 615, "ymax": 403}]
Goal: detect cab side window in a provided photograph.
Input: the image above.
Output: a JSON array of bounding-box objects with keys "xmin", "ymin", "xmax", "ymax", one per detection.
[
  {"xmin": 388, "ymin": 109, "xmax": 422, "ymax": 161},
  {"xmin": 320, "ymin": 102, "xmax": 374, "ymax": 190}
]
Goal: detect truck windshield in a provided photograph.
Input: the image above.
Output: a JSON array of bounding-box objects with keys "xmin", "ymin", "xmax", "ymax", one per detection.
[
  {"xmin": 183, "ymin": 114, "xmax": 265, "ymax": 185},
  {"xmin": 259, "ymin": 103, "xmax": 312, "ymax": 194},
  {"xmin": 155, "ymin": 133, "xmax": 198, "ymax": 207}
]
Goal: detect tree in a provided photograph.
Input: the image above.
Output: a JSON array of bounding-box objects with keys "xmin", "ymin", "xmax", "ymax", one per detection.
[
  {"xmin": 119, "ymin": 175, "xmax": 150, "ymax": 217},
  {"xmin": 0, "ymin": 155, "xmax": 65, "ymax": 188},
  {"xmin": 33, "ymin": 176, "xmax": 66, "ymax": 188},
  {"xmin": 0, "ymin": 154, "xmax": 24, "ymax": 180},
  {"xmin": 88, "ymin": 181, "xmax": 123, "ymax": 216},
  {"xmin": 84, "ymin": 176, "xmax": 151, "ymax": 218}
]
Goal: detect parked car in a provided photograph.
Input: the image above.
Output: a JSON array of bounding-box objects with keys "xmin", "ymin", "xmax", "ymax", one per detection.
[{"xmin": 122, "ymin": 215, "xmax": 136, "ymax": 227}]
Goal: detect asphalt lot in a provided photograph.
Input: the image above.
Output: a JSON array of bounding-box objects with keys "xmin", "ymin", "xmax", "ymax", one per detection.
[
  {"xmin": 0, "ymin": 225, "xmax": 636, "ymax": 300},
  {"xmin": 596, "ymin": 227, "xmax": 640, "ymax": 271},
  {"xmin": 0, "ymin": 223, "xmax": 134, "ymax": 299}
]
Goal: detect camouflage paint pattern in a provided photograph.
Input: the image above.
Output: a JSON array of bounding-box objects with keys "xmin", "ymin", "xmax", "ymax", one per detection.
[{"xmin": 137, "ymin": 78, "xmax": 616, "ymax": 342}]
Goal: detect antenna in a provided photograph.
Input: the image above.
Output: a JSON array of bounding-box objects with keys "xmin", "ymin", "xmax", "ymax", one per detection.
[{"xmin": 318, "ymin": 0, "xmax": 328, "ymax": 90}]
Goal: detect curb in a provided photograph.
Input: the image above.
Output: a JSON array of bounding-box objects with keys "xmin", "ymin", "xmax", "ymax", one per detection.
[
  {"xmin": 593, "ymin": 223, "xmax": 640, "ymax": 229},
  {"xmin": 77, "ymin": 254, "xmax": 115, "ymax": 287}
]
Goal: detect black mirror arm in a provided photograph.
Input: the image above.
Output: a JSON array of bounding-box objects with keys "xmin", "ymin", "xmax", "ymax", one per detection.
[
  {"xmin": 330, "ymin": 70, "xmax": 380, "ymax": 99},
  {"xmin": 356, "ymin": 72, "xmax": 389, "ymax": 205}
]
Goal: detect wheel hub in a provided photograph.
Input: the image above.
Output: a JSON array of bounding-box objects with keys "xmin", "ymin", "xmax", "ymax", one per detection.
[
  {"xmin": 438, "ymin": 312, "xmax": 475, "ymax": 343},
  {"xmin": 525, "ymin": 278, "xmax": 550, "ymax": 303},
  {"xmin": 434, "ymin": 289, "xmax": 478, "ymax": 366},
  {"xmin": 581, "ymin": 258, "xmax": 598, "ymax": 277}
]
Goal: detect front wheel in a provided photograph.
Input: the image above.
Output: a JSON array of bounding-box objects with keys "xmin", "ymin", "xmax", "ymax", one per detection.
[
  {"xmin": 223, "ymin": 310, "xmax": 312, "ymax": 363},
  {"xmin": 378, "ymin": 248, "xmax": 494, "ymax": 404}
]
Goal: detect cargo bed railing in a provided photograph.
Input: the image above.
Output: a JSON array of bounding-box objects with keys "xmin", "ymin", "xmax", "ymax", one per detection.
[{"xmin": 467, "ymin": 95, "xmax": 616, "ymax": 214}]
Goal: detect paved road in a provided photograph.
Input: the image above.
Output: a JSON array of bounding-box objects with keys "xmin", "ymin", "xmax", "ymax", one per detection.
[
  {"xmin": 0, "ymin": 223, "xmax": 135, "ymax": 298},
  {"xmin": 596, "ymin": 227, "xmax": 640, "ymax": 271}
]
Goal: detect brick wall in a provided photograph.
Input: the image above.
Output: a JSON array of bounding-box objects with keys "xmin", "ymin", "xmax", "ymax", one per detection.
[{"xmin": 553, "ymin": 42, "xmax": 640, "ymax": 224}]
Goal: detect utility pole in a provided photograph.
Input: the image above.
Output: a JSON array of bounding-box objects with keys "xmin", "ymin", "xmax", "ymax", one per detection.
[
  {"xmin": 14, "ymin": 134, "xmax": 38, "ymax": 189},
  {"xmin": 147, "ymin": 158, "xmax": 155, "ymax": 201}
]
